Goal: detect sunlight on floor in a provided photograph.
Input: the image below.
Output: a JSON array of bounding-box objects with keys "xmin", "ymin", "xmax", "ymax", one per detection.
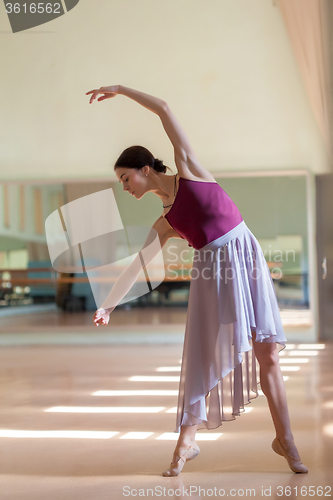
[
  {"xmin": 45, "ymin": 407, "xmax": 166, "ymax": 413},
  {"xmin": 0, "ymin": 344, "xmax": 324, "ymax": 444}
]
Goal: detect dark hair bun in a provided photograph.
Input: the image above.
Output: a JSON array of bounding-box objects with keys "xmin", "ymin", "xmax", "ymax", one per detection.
[
  {"xmin": 153, "ymin": 158, "xmax": 166, "ymax": 173},
  {"xmin": 114, "ymin": 145, "xmax": 171, "ymax": 174}
]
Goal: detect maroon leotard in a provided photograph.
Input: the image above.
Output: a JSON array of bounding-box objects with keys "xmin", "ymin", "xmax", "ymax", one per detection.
[{"xmin": 164, "ymin": 177, "xmax": 243, "ymax": 250}]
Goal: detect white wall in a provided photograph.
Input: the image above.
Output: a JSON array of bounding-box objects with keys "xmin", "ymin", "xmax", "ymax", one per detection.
[{"xmin": 0, "ymin": 0, "xmax": 330, "ymax": 181}]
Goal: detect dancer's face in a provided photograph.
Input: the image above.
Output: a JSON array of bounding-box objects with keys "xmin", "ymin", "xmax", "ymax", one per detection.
[{"xmin": 116, "ymin": 167, "xmax": 148, "ymax": 199}]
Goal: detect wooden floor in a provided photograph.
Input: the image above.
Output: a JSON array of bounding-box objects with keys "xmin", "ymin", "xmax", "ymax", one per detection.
[{"xmin": 0, "ymin": 307, "xmax": 332, "ymax": 499}]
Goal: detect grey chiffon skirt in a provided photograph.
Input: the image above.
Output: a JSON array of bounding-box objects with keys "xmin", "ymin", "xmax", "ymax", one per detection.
[{"xmin": 175, "ymin": 220, "xmax": 287, "ymax": 432}]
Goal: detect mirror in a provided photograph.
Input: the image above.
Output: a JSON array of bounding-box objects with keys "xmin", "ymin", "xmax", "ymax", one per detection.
[{"xmin": 0, "ymin": 173, "xmax": 311, "ymax": 316}]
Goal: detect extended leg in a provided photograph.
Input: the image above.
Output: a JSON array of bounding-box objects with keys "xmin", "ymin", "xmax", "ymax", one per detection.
[
  {"xmin": 251, "ymin": 331, "xmax": 293, "ymax": 441},
  {"xmin": 251, "ymin": 330, "xmax": 308, "ymax": 473}
]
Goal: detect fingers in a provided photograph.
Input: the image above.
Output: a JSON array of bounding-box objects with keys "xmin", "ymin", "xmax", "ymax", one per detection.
[
  {"xmin": 86, "ymin": 88, "xmax": 116, "ymax": 103},
  {"xmin": 94, "ymin": 318, "xmax": 106, "ymax": 327},
  {"xmin": 89, "ymin": 92, "xmax": 98, "ymax": 104},
  {"xmin": 93, "ymin": 313, "xmax": 108, "ymax": 327},
  {"xmin": 93, "ymin": 308, "xmax": 109, "ymax": 327},
  {"xmin": 86, "ymin": 89, "xmax": 100, "ymax": 104},
  {"xmin": 93, "ymin": 313, "xmax": 102, "ymax": 325}
]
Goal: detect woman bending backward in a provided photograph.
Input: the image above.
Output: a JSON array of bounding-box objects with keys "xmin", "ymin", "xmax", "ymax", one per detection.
[{"xmin": 87, "ymin": 85, "xmax": 308, "ymax": 476}]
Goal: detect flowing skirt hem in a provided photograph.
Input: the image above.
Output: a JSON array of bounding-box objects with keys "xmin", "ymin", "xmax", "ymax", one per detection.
[{"xmin": 174, "ymin": 337, "xmax": 286, "ymax": 433}]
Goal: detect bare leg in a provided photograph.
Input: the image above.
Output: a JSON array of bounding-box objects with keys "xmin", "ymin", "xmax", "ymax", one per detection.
[
  {"xmin": 251, "ymin": 330, "xmax": 293, "ymax": 442},
  {"xmin": 251, "ymin": 330, "xmax": 308, "ymax": 472}
]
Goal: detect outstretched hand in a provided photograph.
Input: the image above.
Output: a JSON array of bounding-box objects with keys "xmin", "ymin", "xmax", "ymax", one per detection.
[
  {"xmin": 93, "ymin": 307, "xmax": 112, "ymax": 327},
  {"xmin": 86, "ymin": 85, "xmax": 119, "ymax": 104}
]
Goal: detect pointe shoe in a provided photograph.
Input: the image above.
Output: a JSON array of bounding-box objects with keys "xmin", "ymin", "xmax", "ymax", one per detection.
[
  {"xmin": 272, "ymin": 437, "xmax": 308, "ymax": 473},
  {"xmin": 162, "ymin": 442, "xmax": 200, "ymax": 477}
]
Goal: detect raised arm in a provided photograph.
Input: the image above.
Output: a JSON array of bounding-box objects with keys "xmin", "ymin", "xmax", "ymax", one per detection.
[
  {"xmin": 86, "ymin": 85, "xmax": 214, "ymax": 180},
  {"xmin": 93, "ymin": 216, "xmax": 172, "ymax": 326}
]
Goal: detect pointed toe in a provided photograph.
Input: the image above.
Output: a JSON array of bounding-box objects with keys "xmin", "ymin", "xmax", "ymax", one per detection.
[
  {"xmin": 272, "ymin": 437, "xmax": 308, "ymax": 474},
  {"xmin": 162, "ymin": 443, "xmax": 200, "ymax": 477}
]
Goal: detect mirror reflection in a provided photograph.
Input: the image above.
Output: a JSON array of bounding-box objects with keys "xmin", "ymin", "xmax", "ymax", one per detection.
[{"xmin": 0, "ymin": 174, "xmax": 309, "ymax": 317}]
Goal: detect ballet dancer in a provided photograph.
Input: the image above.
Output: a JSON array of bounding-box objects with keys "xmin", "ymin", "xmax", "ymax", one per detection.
[{"xmin": 86, "ymin": 85, "xmax": 308, "ymax": 475}]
